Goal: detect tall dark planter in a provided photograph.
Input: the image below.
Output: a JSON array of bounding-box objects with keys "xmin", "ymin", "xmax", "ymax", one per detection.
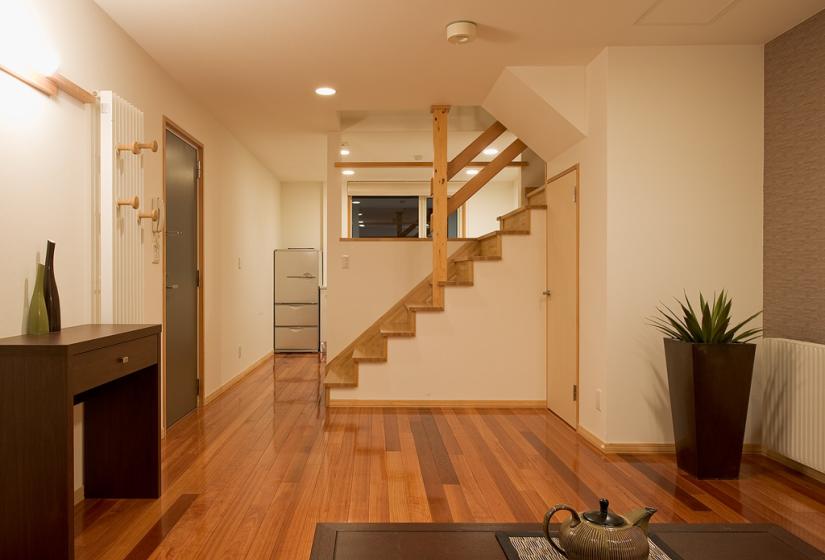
[
  {"xmin": 44, "ymin": 239, "xmax": 61, "ymax": 332},
  {"xmin": 664, "ymin": 339, "xmax": 755, "ymax": 479}
]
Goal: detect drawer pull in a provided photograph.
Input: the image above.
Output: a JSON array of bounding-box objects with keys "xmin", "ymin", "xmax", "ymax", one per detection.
[{"xmin": 118, "ymin": 356, "xmax": 130, "ymax": 364}]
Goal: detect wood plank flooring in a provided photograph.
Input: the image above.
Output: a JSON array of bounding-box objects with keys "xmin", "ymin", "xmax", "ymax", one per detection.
[{"xmin": 74, "ymin": 354, "xmax": 825, "ymax": 559}]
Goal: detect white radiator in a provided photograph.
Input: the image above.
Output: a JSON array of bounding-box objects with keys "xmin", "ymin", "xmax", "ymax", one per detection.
[
  {"xmin": 762, "ymin": 338, "xmax": 825, "ymax": 474},
  {"xmin": 96, "ymin": 91, "xmax": 145, "ymax": 323}
]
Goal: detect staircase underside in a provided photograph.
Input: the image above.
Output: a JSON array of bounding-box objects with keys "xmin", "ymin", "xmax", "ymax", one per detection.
[{"xmin": 324, "ymin": 186, "xmax": 548, "ymax": 390}]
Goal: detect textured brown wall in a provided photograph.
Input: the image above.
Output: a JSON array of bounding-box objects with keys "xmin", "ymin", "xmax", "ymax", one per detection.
[{"xmin": 764, "ymin": 10, "xmax": 825, "ymax": 344}]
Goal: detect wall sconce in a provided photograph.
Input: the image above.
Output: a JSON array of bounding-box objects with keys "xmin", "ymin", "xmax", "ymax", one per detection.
[{"xmin": 0, "ymin": 2, "xmax": 95, "ymax": 104}]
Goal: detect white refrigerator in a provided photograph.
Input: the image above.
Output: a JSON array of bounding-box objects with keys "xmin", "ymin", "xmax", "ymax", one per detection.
[{"xmin": 274, "ymin": 249, "xmax": 320, "ymax": 352}]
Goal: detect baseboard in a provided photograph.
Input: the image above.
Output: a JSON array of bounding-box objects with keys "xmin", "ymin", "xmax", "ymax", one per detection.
[
  {"xmin": 764, "ymin": 449, "xmax": 825, "ymax": 484},
  {"xmin": 576, "ymin": 425, "xmax": 764, "ymax": 455},
  {"xmin": 203, "ymin": 351, "xmax": 273, "ymax": 406},
  {"xmin": 328, "ymin": 399, "xmax": 545, "ymax": 409},
  {"xmin": 74, "ymin": 486, "xmax": 84, "ymax": 505}
]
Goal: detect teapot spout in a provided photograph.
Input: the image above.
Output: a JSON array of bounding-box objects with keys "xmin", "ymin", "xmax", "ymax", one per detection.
[{"xmin": 625, "ymin": 507, "xmax": 657, "ymax": 534}]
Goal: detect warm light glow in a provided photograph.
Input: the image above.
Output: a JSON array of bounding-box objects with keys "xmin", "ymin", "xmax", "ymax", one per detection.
[
  {"xmin": 315, "ymin": 86, "xmax": 336, "ymax": 96},
  {"xmin": 358, "ymin": 224, "xmax": 366, "ymax": 228},
  {"xmin": 466, "ymin": 168, "xmax": 480, "ymax": 176},
  {"xmin": 342, "ymin": 169, "xmax": 355, "ymax": 176},
  {"xmin": 339, "ymin": 146, "xmax": 350, "ymax": 156},
  {"xmin": 0, "ymin": 3, "xmax": 60, "ymax": 77},
  {"xmin": 482, "ymin": 148, "xmax": 498, "ymax": 156},
  {"xmin": 352, "ymin": 200, "xmax": 361, "ymax": 204}
]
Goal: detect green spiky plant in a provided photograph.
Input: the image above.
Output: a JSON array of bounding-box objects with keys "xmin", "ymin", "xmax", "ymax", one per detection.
[{"xmin": 650, "ymin": 290, "xmax": 762, "ymax": 344}]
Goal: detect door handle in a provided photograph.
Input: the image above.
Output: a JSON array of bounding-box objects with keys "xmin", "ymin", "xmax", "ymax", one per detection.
[
  {"xmin": 166, "ymin": 284, "xmax": 179, "ymax": 290},
  {"xmin": 543, "ymin": 289, "xmax": 552, "ymax": 297}
]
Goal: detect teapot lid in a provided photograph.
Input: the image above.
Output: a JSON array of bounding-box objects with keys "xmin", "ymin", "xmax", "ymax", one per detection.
[{"xmin": 582, "ymin": 499, "xmax": 625, "ymax": 527}]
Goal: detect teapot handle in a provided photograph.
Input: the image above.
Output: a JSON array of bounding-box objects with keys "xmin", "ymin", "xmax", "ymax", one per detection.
[{"xmin": 543, "ymin": 504, "xmax": 580, "ymax": 558}]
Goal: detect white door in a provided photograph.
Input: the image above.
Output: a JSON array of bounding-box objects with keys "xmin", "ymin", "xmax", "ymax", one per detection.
[{"xmin": 545, "ymin": 166, "xmax": 579, "ymax": 427}]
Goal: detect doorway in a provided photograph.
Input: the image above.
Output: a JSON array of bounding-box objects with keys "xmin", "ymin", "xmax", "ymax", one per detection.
[
  {"xmin": 545, "ymin": 165, "xmax": 579, "ymax": 428},
  {"xmin": 163, "ymin": 118, "xmax": 204, "ymax": 429}
]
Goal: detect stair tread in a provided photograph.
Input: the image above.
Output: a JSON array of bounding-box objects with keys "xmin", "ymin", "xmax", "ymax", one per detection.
[
  {"xmin": 476, "ymin": 231, "xmax": 500, "ymax": 241},
  {"xmin": 406, "ymin": 303, "xmax": 444, "ymax": 312},
  {"xmin": 526, "ymin": 185, "xmax": 546, "ymax": 199},
  {"xmin": 497, "ymin": 204, "xmax": 546, "ymax": 221},
  {"xmin": 498, "ymin": 229, "xmax": 530, "ymax": 235},
  {"xmin": 438, "ymin": 280, "xmax": 474, "ymax": 287},
  {"xmin": 380, "ymin": 326, "xmax": 416, "ymax": 336},
  {"xmin": 353, "ymin": 348, "xmax": 387, "ymax": 362},
  {"xmin": 455, "ymin": 255, "xmax": 502, "ymax": 262}
]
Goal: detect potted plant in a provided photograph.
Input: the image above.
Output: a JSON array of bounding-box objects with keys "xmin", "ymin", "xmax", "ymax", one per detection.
[{"xmin": 650, "ymin": 291, "xmax": 761, "ymax": 479}]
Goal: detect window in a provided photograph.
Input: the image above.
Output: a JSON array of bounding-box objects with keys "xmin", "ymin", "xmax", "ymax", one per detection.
[
  {"xmin": 348, "ymin": 195, "xmax": 464, "ymax": 239},
  {"xmin": 351, "ymin": 196, "xmax": 419, "ymax": 238},
  {"xmin": 425, "ymin": 198, "xmax": 459, "ymax": 239}
]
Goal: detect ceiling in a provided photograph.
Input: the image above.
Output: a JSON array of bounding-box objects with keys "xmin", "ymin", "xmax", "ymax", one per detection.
[{"xmin": 93, "ymin": 0, "xmax": 825, "ymax": 181}]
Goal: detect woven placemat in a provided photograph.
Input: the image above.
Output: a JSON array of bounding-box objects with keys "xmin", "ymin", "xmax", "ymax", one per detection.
[{"xmin": 495, "ymin": 532, "xmax": 683, "ymax": 560}]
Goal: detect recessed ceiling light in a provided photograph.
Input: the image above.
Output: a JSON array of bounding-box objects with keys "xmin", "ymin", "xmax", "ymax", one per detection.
[
  {"xmin": 482, "ymin": 147, "xmax": 498, "ymax": 156},
  {"xmin": 315, "ymin": 86, "xmax": 336, "ymax": 96},
  {"xmin": 342, "ymin": 169, "xmax": 355, "ymax": 176},
  {"xmin": 358, "ymin": 220, "xmax": 364, "ymax": 224},
  {"xmin": 352, "ymin": 200, "xmax": 361, "ymax": 204},
  {"xmin": 340, "ymin": 146, "xmax": 350, "ymax": 156},
  {"xmin": 358, "ymin": 224, "xmax": 366, "ymax": 228},
  {"xmin": 466, "ymin": 168, "xmax": 480, "ymax": 176}
]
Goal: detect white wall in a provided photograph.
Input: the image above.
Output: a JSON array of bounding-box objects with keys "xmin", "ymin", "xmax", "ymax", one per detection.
[
  {"xmin": 332, "ymin": 211, "xmax": 546, "ymax": 402},
  {"xmin": 279, "ymin": 182, "xmax": 323, "ymax": 250},
  {"xmin": 465, "ymin": 180, "xmax": 520, "ymax": 238},
  {"xmin": 1, "ymin": 0, "xmax": 282, "ymax": 492},
  {"xmin": 602, "ymin": 46, "xmax": 764, "ymax": 444},
  {"xmin": 545, "ymin": 46, "xmax": 764, "ymax": 444}
]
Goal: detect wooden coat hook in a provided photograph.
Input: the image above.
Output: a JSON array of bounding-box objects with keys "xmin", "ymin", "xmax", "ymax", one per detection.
[
  {"xmin": 117, "ymin": 140, "xmax": 158, "ymax": 155},
  {"xmin": 137, "ymin": 208, "xmax": 159, "ymax": 224},
  {"xmin": 116, "ymin": 196, "xmax": 140, "ymax": 209}
]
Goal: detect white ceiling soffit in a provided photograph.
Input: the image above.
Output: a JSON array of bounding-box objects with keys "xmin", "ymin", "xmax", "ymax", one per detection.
[
  {"xmin": 483, "ymin": 68, "xmax": 586, "ymax": 163},
  {"xmin": 92, "ymin": 0, "xmax": 825, "ymax": 181}
]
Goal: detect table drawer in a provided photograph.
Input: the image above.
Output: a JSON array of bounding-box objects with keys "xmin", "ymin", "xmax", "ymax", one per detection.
[
  {"xmin": 70, "ymin": 335, "xmax": 158, "ymax": 395},
  {"xmin": 275, "ymin": 326, "xmax": 318, "ymax": 352}
]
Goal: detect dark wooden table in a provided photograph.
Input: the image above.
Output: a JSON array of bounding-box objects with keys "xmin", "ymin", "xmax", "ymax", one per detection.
[
  {"xmin": 0, "ymin": 324, "xmax": 162, "ymax": 559},
  {"xmin": 310, "ymin": 523, "xmax": 825, "ymax": 560}
]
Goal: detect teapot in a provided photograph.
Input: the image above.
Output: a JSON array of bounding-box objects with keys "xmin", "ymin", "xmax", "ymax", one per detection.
[{"xmin": 543, "ymin": 498, "xmax": 656, "ymax": 560}]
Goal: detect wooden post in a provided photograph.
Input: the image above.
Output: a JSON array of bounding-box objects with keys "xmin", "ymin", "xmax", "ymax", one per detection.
[{"xmin": 431, "ymin": 105, "xmax": 450, "ymax": 307}]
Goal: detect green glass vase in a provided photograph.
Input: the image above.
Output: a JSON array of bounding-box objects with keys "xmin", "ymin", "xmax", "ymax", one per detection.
[{"xmin": 27, "ymin": 263, "xmax": 49, "ymax": 335}]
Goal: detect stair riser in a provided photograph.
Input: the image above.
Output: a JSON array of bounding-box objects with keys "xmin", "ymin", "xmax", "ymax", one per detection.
[
  {"xmin": 500, "ymin": 209, "xmax": 530, "ymax": 232},
  {"xmin": 527, "ymin": 189, "xmax": 546, "ymax": 205},
  {"xmin": 478, "ymin": 234, "xmax": 502, "ymax": 257}
]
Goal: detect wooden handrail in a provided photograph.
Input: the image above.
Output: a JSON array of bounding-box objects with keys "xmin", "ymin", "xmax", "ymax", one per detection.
[
  {"xmin": 447, "ymin": 139, "xmax": 527, "ymax": 214},
  {"xmin": 447, "ymin": 121, "xmax": 507, "ymax": 179},
  {"xmin": 334, "ymin": 161, "xmax": 526, "ymax": 169}
]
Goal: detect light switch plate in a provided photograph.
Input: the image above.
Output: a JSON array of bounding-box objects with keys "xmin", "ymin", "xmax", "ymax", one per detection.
[{"xmin": 341, "ymin": 254, "xmax": 350, "ymax": 269}]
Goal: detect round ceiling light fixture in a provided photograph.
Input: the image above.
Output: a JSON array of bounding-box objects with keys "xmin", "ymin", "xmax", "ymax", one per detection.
[
  {"xmin": 315, "ymin": 86, "xmax": 336, "ymax": 96},
  {"xmin": 482, "ymin": 147, "xmax": 498, "ymax": 156},
  {"xmin": 342, "ymin": 169, "xmax": 355, "ymax": 176},
  {"xmin": 465, "ymin": 168, "xmax": 480, "ymax": 176},
  {"xmin": 446, "ymin": 20, "xmax": 477, "ymax": 45},
  {"xmin": 339, "ymin": 144, "xmax": 351, "ymax": 156}
]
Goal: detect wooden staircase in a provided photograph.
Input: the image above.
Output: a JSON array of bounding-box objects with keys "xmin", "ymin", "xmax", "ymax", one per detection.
[{"xmin": 324, "ymin": 185, "xmax": 548, "ymax": 390}]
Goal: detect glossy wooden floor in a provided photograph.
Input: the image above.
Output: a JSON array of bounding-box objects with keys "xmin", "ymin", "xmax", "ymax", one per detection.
[{"xmin": 75, "ymin": 354, "xmax": 825, "ymax": 559}]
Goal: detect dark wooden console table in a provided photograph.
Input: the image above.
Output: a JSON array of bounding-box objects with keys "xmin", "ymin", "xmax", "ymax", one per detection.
[
  {"xmin": 310, "ymin": 523, "xmax": 825, "ymax": 560},
  {"xmin": 0, "ymin": 324, "xmax": 162, "ymax": 559}
]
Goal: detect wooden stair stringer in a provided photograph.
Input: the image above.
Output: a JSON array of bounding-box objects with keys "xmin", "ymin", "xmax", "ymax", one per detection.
[
  {"xmin": 324, "ymin": 203, "xmax": 547, "ymax": 393},
  {"xmin": 324, "ymin": 240, "xmax": 479, "ymax": 388}
]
